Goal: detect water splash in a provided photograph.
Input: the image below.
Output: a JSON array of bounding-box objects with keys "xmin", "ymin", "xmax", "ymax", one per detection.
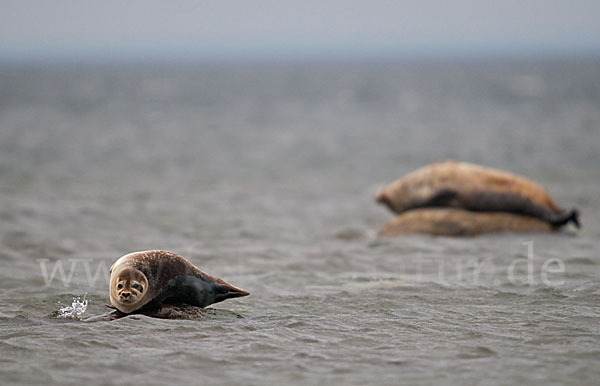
[{"xmin": 57, "ymin": 294, "xmax": 88, "ymax": 319}]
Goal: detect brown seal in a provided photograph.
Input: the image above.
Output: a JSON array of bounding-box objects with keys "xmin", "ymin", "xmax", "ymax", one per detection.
[
  {"xmin": 378, "ymin": 208, "xmax": 555, "ymax": 237},
  {"xmin": 109, "ymin": 250, "xmax": 249, "ymax": 314},
  {"xmin": 375, "ymin": 161, "xmax": 579, "ymax": 228}
]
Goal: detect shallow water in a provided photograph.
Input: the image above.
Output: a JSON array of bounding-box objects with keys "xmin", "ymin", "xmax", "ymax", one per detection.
[{"xmin": 1, "ymin": 58, "xmax": 599, "ymax": 385}]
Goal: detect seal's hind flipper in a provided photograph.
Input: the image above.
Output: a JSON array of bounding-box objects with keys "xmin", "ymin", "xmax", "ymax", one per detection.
[
  {"xmin": 571, "ymin": 209, "xmax": 581, "ymax": 228},
  {"xmin": 550, "ymin": 209, "xmax": 580, "ymax": 228},
  {"xmin": 212, "ymin": 281, "xmax": 250, "ymax": 304},
  {"xmin": 156, "ymin": 274, "xmax": 249, "ymax": 309}
]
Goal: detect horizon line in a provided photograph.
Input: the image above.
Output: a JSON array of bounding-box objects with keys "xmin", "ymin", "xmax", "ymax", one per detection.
[{"xmin": 2, "ymin": 47, "xmax": 600, "ymax": 66}]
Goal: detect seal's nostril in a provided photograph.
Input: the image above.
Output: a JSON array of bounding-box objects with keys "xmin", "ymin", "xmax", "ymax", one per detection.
[{"xmin": 122, "ymin": 292, "xmax": 130, "ymax": 298}]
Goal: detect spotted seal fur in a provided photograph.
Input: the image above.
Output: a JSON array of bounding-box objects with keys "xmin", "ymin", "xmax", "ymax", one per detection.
[{"xmin": 109, "ymin": 250, "xmax": 249, "ymax": 314}]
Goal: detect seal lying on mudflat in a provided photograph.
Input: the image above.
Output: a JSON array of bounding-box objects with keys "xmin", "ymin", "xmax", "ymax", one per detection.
[
  {"xmin": 378, "ymin": 208, "xmax": 555, "ymax": 237},
  {"xmin": 108, "ymin": 250, "xmax": 249, "ymax": 315},
  {"xmin": 375, "ymin": 161, "xmax": 579, "ymax": 228}
]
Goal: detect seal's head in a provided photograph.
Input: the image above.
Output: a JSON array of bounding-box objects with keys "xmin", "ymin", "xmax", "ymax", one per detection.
[
  {"xmin": 109, "ymin": 268, "xmax": 150, "ymax": 313},
  {"xmin": 375, "ymin": 180, "xmax": 418, "ymax": 213}
]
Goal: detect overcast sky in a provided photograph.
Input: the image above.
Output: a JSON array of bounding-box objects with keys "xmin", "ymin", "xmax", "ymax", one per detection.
[{"xmin": 1, "ymin": 0, "xmax": 599, "ymax": 61}]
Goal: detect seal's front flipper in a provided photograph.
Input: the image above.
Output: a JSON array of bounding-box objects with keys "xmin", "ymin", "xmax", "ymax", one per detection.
[
  {"xmin": 82, "ymin": 309, "xmax": 127, "ymax": 322},
  {"xmin": 428, "ymin": 188, "xmax": 458, "ymax": 206}
]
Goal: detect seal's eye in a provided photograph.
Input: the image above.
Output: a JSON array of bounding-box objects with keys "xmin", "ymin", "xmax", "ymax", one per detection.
[
  {"xmin": 132, "ymin": 283, "xmax": 143, "ymax": 292},
  {"xmin": 117, "ymin": 283, "xmax": 123, "ymax": 290}
]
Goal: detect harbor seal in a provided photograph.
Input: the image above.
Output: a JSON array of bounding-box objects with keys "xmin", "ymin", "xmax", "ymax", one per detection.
[
  {"xmin": 378, "ymin": 208, "xmax": 555, "ymax": 237},
  {"xmin": 109, "ymin": 250, "xmax": 249, "ymax": 314},
  {"xmin": 375, "ymin": 161, "xmax": 579, "ymax": 228}
]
